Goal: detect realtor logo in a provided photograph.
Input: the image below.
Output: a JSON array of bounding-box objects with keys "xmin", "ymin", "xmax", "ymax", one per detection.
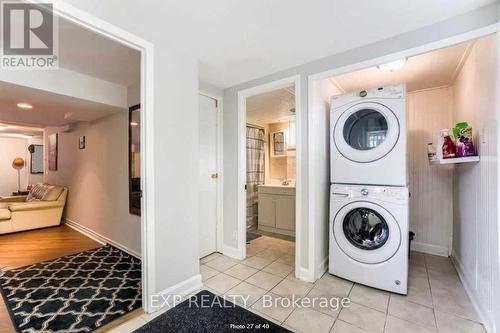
[{"xmin": 1, "ymin": 1, "xmax": 58, "ymax": 69}]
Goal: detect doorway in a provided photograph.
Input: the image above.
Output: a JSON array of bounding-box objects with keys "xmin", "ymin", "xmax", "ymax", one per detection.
[
  {"xmin": 237, "ymin": 76, "xmax": 301, "ymax": 277},
  {"xmin": 0, "ymin": 5, "xmax": 155, "ymax": 333},
  {"xmin": 199, "ymin": 94, "xmax": 222, "ymax": 258}
]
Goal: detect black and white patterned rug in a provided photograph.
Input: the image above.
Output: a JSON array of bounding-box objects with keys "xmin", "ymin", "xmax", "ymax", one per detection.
[{"xmin": 0, "ymin": 245, "xmax": 142, "ymax": 333}]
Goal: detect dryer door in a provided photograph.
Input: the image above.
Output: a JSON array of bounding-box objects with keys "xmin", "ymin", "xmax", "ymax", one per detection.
[
  {"xmin": 333, "ymin": 201, "xmax": 401, "ymax": 264},
  {"xmin": 333, "ymin": 102, "xmax": 400, "ymax": 163}
]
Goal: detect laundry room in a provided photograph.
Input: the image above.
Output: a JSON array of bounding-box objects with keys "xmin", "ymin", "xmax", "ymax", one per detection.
[{"xmin": 309, "ymin": 33, "xmax": 498, "ymax": 330}]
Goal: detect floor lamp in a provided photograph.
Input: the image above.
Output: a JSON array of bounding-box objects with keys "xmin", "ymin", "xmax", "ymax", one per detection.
[{"xmin": 12, "ymin": 157, "xmax": 25, "ymax": 194}]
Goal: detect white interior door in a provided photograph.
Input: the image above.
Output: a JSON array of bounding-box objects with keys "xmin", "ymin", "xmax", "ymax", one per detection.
[{"xmin": 199, "ymin": 94, "xmax": 219, "ymax": 258}]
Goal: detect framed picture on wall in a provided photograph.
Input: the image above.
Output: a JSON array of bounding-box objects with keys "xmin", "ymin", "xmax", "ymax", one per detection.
[
  {"xmin": 270, "ymin": 130, "xmax": 287, "ymax": 157},
  {"xmin": 48, "ymin": 133, "xmax": 58, "ymax": 171}
]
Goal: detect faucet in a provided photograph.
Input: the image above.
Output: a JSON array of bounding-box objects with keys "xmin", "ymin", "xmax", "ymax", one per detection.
[{"xmin": 281, "ymin": 178, "xmax": 290, "ymax": 186}]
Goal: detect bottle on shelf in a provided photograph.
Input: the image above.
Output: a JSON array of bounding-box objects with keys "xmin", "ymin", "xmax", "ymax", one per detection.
[{"xmin": 440, "ymin": 129, "xmax": 456, "ymax": 159}]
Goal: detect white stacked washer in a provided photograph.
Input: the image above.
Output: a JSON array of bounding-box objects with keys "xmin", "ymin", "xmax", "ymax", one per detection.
[
  {"xmin": 329, "ymin": 184, "xmax": 409, "ymax": 294},
  {"xmin": 329, "ymin": 84, "xmax": 409, "ymax": 294}
]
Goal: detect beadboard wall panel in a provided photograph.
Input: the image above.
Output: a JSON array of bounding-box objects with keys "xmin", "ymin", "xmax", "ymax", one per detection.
[
  {"xmin": 451, "ymin": 34, "xmax": 499, "ymax": 332},
  {"xmin": 407, "ymin": 87, "xmax": 454, "ymax": 256}
]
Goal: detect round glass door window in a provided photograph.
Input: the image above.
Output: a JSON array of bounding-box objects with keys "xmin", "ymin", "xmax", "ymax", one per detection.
[
  {"xmin": 343, "ymin": 109, "xmax": 388, "ymax": 151},
  {"xmin": 342, "ymin": 208, "xmax": 389, "ymax": 250}
]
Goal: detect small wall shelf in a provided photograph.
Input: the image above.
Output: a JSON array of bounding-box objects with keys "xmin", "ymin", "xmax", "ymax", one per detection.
[{"xmin": 429, "ymin": 156, "xmax": 479, "ymax": 165}]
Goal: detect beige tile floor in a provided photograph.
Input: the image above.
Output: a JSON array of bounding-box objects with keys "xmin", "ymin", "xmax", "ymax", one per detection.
[
  {"xmin": 111, "ymin": 235, "xmax": 486, "ymax": 333},
  {"xmin": 201, "ymin": 236, "xmax": 485, "ymax": 333}
]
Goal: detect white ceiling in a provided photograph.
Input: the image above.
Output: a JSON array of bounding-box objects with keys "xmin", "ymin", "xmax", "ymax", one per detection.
[
  {"xmin": 0, "ymin": 82, "xmax": 124, "ymax": 127},
  {"xmin": 1, "ymin": 0, "xmax": 493, "ymax": 93},
  {"xmin": 331, "ymin": 41, "xmax": 471, "ymax": 93},
  {"xmin": 109, "ymin": 0, "xmax": 493, "ymax": 88},
  {"xmin": 247, "ymin": 86, "xmax": 295, "ymax": 125},
  {"xmin": 59, "ymin": 18, "xmax": 141, "ymax": 86},
  {"xmin": 0, "ymin": 18, "xmax": 135, "ymax": 129}
]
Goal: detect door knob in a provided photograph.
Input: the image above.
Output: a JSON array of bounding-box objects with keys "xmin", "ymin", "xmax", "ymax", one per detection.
[{"xmin": 211, "ymin": 173, "xmax": 218, "ymax": 179}]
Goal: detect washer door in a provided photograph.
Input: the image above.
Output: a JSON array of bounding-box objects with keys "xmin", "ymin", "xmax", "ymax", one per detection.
[
  {"xmin": 334, "ymin": 102, "xmax": 400, "ymax": 163},
  {"xmin": 333, "ymin": 201, "xmax": 401, "ymax": 264}
]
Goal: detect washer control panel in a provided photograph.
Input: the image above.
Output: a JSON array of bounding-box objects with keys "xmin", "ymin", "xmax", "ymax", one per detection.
[{"xmin": 331, "ymin": 184, "xmax": 408, "ymax": 203}]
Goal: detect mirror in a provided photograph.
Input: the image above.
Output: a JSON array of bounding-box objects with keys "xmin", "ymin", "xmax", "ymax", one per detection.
[
  {"xmin": 29, "ymin": 144, "xmax": 44, "ymax": 174},
  {"xmin": 129, "ymin": 104, "xmax": 141, "ymax": 216},
  {"xmin": 270, "ymin": 130, "xmax": 286, "ymax": 157}
]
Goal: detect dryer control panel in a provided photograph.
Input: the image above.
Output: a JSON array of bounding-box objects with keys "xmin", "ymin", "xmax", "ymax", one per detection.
[{"xmin": 330, "ymin": 84, "xmax": 406, "ymax": 110}]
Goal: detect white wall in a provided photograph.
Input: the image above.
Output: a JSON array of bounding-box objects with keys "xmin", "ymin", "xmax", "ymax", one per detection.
[
  {"xmin": 0, "ymin": 137, "xmax": 30, "ymax": 196},
  {"xmin": 451, "ymin": 34, "xmax": 500, "ymax": 332},
  {"xmin": 44, "ymin": 112, "xmax": 141, "ymax": 255},
  {"xmin": 128, "ymin": 80, "xmax": 140, "ymax": 106},
  {"xmin": 310, "ymin": 78, "xmax": 341, "ymax": 279},
  {"xmin": 407, "ymin": 87, "xmax": 454, "ymax": 256},
  {"xmin": 200, "ymin": 80, "xmax": 224, "ymax": 98},
  {"xmin": 223, "ymin": 4, "xmax": 498, "ymax": 279},
  {"xmin": 62, "ymin": 0, "xmax": 201, "ymax": 303},
  {"xmin": 0, "ymin": 135, "xmax": 44, "ymax": 196}
]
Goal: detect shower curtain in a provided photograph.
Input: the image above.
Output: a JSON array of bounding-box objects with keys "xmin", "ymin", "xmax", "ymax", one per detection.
[{"xmin": 246, "ymin": 126, "xmax": 265, "ymax": 230}]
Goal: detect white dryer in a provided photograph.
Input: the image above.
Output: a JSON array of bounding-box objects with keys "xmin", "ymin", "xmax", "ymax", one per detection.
[
  {"xmin": 330, "ymin": 84, "xmax": 407, "ymax": 186},
  {"xmin": 329, "ymin": 184, "xmax": 409, "ymax": 294}
]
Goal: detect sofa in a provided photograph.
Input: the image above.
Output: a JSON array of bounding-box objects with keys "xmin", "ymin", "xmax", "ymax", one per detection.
[{"xmin": 0, "ymin": 184, "xmax": 68, "ymax": 235}]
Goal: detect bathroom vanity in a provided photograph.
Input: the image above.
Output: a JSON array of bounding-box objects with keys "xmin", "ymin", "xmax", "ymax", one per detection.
[{"xmin": 257, "ymin": 185, "xmax": 295, "ymax": 236}]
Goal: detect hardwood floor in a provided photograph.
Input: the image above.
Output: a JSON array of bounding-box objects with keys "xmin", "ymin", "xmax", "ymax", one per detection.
[
  {"xmin": 0, "ymin": 225, "xmax": 103, "ymax": 333},
  {"xmin": 0, "ymin": 224, "xmax": 102, "ymax": 271},
  {"xmin": 94, "ymin": 308, "xmax": 144, "ymax": 333}
]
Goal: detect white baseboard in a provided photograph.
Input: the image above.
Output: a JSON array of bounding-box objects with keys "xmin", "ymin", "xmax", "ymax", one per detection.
[
  {"xmin": 64, "ymin": 218, "xmax": 141, "ymax": 259},
  {"xmin": 451, "ymin": 251, "xmax": 494, "ymax": 333},
  {"xmin": 411, "ymin": 241, "xmax": 448, "ymax": 257},
  {"xmin": 257, "ymin": 225, "xmax": 295, "ymax": 237},
  {"xmin": 149, "ymin": 274, "xmax": 203, "ymax": 312},
  {"xmin": 297, "ymin": 266, "xmax": 315, "ymax": 283},
  {"xmin": 222, "ymin": 245, "xmax": 244, "ymax": 260}
]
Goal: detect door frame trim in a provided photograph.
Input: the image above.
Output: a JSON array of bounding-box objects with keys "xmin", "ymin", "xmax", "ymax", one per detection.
[
  {"xmin": 200, "ymin": 91, "xmax": 224, "ymax": 254},
  {"xmin": 237, "ymin": 75, "xmax": 302, "ymax": 278},
  {"xmin": 41, "ymin": 1, "xmax": 156, "ymax": 313}
]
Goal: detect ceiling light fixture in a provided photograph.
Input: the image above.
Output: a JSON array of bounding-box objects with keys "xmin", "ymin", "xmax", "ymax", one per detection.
[
  {"xmin": 377, "ymin": 58, "xmax": 407, "ymax": 73},
  {"xmin": 17, "ymin": 103, "xmax": 33, "ymax": 110}
]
